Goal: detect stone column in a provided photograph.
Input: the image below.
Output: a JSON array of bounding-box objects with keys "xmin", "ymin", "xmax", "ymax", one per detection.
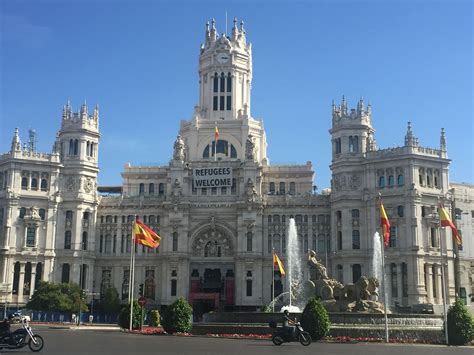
[
  {"xmin": 30, "ymin": 263, "xmax": 37, "ymax": 296},
  {"xmin": 426, "ymin": 263, "xmax": 433, "ymax": 303},
  {"xmin": 397, "ymin": 263, "xmax": 403, "ymax": 303},
  {"xmin": 435, "ymin": 264, "xmax": 443, "ymax": 304},
  {"xmin": 18, "ymin": 262, "xmax": 25, "ymax": 303}
]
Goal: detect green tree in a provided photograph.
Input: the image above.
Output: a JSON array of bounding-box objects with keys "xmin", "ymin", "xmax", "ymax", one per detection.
[
  {"xmin": 101, "ymin": 287, "xmax": 121, "ymax": 315},
  {"xmin": 161, "ymin": 297, "xmax": 193, "ymax": 334},
  {"xmin": 445, "ymin": 298, "xmax": 474, "ymax": 345},
  {"xmin": 26, "ymin": 281, "xmax": 87, "ymax": 312},
  {"xmin": 300, "ymin": 297, "xmax": 330, "ymax": 341},
  {"xmin": 118, "ymin": 301, "xmax": 141, "ymax": 330}
]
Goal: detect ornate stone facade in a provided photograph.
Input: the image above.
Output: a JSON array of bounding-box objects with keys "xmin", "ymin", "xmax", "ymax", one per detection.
[{"xmin": 0, "ymin": 20, "xmax": 472, "ymax": 315}]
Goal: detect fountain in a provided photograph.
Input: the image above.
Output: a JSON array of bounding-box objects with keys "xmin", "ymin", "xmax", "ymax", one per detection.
[
  {"xmin": 284, "ymin": 218, "xmax": 305, "ymax": 312},
  {"xmin": 371, "ymin": 231, "xmax": 390, "ymax": 310}
]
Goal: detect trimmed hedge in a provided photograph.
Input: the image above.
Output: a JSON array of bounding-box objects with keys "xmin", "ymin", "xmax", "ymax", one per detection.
[
  {"xmin": 445, "ymin": 298, "xmax": 474, "ymax": 345},
  {"xmin": 300, "ymin": 297, "xmax": 330, "ymax": 341},
  {"xmin": 149, "ymin": 310, "xmax": 161, "ymax": 327},
  {"xmin": 162, "ymin": 297, "xmax": 193, "ymax": 334}
]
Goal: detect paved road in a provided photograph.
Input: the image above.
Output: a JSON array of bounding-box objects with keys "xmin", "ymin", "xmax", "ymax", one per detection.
[{"xmin": 2, "ymin": 328, "xmax": 472, "ymax": 355}]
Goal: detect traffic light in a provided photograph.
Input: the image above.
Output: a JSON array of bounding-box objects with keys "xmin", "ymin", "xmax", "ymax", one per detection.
[
  {"xmin": 81, "ymin": 290, "xmax": 87, "ymax": 300},
  {"xmin": 138, "ymin": 283, "xmax": 144, "ymax": 296}
]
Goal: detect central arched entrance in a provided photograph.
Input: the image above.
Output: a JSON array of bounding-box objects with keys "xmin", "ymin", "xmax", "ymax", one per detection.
[{"xmin": 189, "ymin": 224, "xmax": 235, "ymax": 321}]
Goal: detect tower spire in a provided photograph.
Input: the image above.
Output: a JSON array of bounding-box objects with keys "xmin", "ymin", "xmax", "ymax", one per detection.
[{"xmin": 232, "ymin": 17, "xmax": 238, "ymax": 41}]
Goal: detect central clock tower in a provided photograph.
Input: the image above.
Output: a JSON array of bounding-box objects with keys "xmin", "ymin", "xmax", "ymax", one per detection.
[{"xmin": 197, "ymin": 18, "xmax": 252, "ymax": 121}]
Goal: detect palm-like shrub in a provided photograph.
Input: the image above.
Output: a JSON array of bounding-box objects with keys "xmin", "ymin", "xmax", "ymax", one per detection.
[
  {"xmin": 162, "ymin": 297, "xmax": 193, "ymax": 334},
  {"xmin": 445, "ymin": 298, "xmax": 474, "ymax": 345},
  {"xmin": 300, "ymin": 297, "xmax": 330, "ymax": 341}
]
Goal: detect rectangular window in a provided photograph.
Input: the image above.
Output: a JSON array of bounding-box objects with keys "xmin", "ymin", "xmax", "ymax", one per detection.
[
  {"xmin": 64, "ymin": 231, "xmax": 72, "ymax": 249},
  {"xmin": 26, "ymin": 227, "xmax": 36, "ymax": 247},
  {"xmin": 213, "ymin": 96, "xmax": 218, "ymax": 111},
  {"xmin": 219, "ymin": 96, "xmax": 225, "ymax": 111},
  {"xmin": 211, "ymin": 187, "xmax": 217, "ymax": 195},
  {"xmin": 246, "ymin": 279, "xmax": 252, "ymax": 297},
  {"xmin": 172, "ymin": 232, "xmax": 178, "ymax": 252},
  {"xmin": 226, "ymin": 96, "xmax": 231, "ymax": 110},
  {"xmin": 389, "ymin": 226, "xmax": 397, "ymax": 248},
  {"xmin": 171, "ymin": 279, "xmax": 177, "ymax": 296}
]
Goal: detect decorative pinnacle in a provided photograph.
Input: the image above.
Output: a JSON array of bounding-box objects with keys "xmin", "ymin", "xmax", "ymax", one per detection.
[{"xmin": 211, "ymin": 18, "xmax": 216, "ymax": 29}]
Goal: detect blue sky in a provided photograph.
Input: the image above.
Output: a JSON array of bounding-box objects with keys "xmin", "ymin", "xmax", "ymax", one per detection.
[{"xmin": 1, "ymin": 0, "xmax": 472, "ymax": 189}]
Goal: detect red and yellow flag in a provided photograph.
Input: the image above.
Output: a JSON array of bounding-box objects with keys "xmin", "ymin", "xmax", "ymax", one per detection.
[
  {"xmin": 133, "ymin": 219, "xmax": 161, "ymax": 249},
  {"xmin": 215, "ymin": 125, "xmax": 219, "ymax": 142},
  {"xmin": 380, "ymin": 200, "xmax": 391, "ymax": 248},
  {"xmin": 273, "ymin": 250, "xmax": 286, "ymax": 277},
  {"xmin": 439, "ymin": 205, "xmax": 462, "ymax": 247}
]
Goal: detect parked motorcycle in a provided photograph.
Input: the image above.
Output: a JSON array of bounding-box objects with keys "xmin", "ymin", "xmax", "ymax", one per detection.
[
  {"xmin": 0, "ymin": 316, "xmax": 44, "ymax": 352},
  {"xmin": 270, "ymin": 320, "xmax": 311, "ymax": 346}
]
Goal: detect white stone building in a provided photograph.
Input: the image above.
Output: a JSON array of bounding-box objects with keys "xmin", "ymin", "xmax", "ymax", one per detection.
[{"xmin": 0, "ymin": 19, "xmax": 472, "ymax": 316}]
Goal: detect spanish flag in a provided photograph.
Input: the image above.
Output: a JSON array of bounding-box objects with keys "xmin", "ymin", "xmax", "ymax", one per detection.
[
  {"xmin": 439, "ymin": 205, "xmax": 462, "ymax": 247},
  {"xmin": 133, "ymin": 219, "xmax": 161, "ymax": 249},
  {"xmin": 215, "ymin": 125, "xmax": 219, "ymax": 142},
  {"xmin": 380, "ymin": 200, "xmax": 391, "ymax": 248},
  {"xmin": 273, "ymin": 250, "xmax": 286, "ymax": 277}
]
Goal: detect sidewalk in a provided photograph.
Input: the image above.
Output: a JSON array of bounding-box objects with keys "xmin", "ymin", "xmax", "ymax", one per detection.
[{"xmin": 34, "ymin": 322, "xmax": 120, "ymax": 331}]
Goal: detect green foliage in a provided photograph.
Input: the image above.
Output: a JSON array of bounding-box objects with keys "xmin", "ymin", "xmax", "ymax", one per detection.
[
  {"xmin": 300, "ymin": 297, "xmax": 330, "ymax": 341},
  {"xmin": 26, "ymin": 282, "xmax": 87, "ymax": 312},
  {"xmin": 118, "ymin": 301, "xmax": 142, "ymax": 330},
  {"xmin": 161, "ymin": 297, "xmax": 193, "ymax": 334},
  {"xmin": 445, "ymin": 298, "xmax": 474, "ymax": 345},
  {"xmin": 101, "ymin": 287, "xmax": 121, "ymax": 315},
  {"xmin": 149, "ymin": 310, "xmax": 161, "ymax": 327}
]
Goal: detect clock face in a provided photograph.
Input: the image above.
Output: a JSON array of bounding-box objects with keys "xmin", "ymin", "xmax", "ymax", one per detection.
[{"xmin": 216, "ymin": 53, "xmax": 230, "ymax": 64}]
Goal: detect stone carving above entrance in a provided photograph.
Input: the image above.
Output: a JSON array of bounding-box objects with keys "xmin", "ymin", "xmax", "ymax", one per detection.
[{"xmin": 191, "ymin": 228, "xmax": 234, "ymax": 257}]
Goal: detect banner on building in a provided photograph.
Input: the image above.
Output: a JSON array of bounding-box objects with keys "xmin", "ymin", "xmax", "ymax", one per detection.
[{"xmin": 193, "ymin": 167, "xmax": 233, "ymax": 188}]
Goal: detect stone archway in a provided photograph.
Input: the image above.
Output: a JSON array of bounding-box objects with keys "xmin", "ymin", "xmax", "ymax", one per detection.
[{"xmin": 190, "ymin": 225, "xmax": 235, "ymax": 257}]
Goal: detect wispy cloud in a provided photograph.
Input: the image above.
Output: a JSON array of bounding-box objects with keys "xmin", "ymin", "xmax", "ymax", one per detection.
[{"xmin": 0, "ymin": 13, "xmax": 52, "ymax": 49}]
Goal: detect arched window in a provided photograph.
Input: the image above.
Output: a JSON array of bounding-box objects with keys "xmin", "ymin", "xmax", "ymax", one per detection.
[
  {"xmin": 388, "ymin": 175, "xmax": 394, "ymax": 187},
  {"xmin": 149, "ymin": 183, "xmax": 155, "ymax": 195},
  {"xmin": 246, "ymin": 232, "xmax": 253, "ymax": 252},
  {"xmin": 419, "ymin": 169, "xmax": 424, "ymax": 186},
  {"xmin": 352, "ymin": 264, "xmax": 361, "ymax": 283},
  {"xmin": 139, "ymin": 183, "xmax": 145, "ymax": 195},
  {"xmin": 352, "ymin": 230, "xmax": 360, "ymax": 249},
  {"xmin": 336, "ymin": 264, "xmax": 343, "ymax": 283},
  {"xmin": 273, "ymin": 215, "xmax": 280, "ymax": 223},
  {"xmin": 389, "ymin": 226, "xmax": 397, "ymax": 248},
  {"xmin": 391, "ymin": 263, "xmax": 398, "ymax": 298},
  {"xmin": 351, "ymin": 209, "xmax": 360, "ymax": 219},
  {"xmin": 73, "ymin": 139, "xmax": 79, "ymax": 155},
  {"xmin": 279, "ymin": 182, "xmax": 285, "ymax": 195},
  {"xmin": 335, "ymin": 138, "xmax": 341, "ymax": 154},
  {"xmin": 289, "ymin": 182, "xmax": 296, "ymax": 195},
  {"xmin": 69, "ymin": 139, "xmax": 74, "ymax": 155},
  {"xmin": 397, "ymin": 206, "xmax": 404, "ymax": 217},
  {"xmin": 172, "ymin": 232, "xmax": 178, "ymax": 252},
  {"xmin": 61, "ymin": 264, "xmax": 70, "ymax": 283},
  {"xmin": 397, "ymin": 174, "xmax": 404, "ymax": 186},
  {"xmin": 230, "ymin": 144, "xmax": 237, "ymax": 158},
  {"xmin": 64, "ymin": 231, "xmax": 72, "ymax": 249},
  {"xmin": 145, "ymin": 270, "xmax": 155, "ymax": 300},
  {"xmin": 158, "ymin": 183, "xmax": 165, "ymax": 195},
  {"xmin": 21, "ymin": 177, "xmax": 28, "ymax": 190},
  {"xmin": 35, "ymin": 262, "xmax": 43, "ymax": 289},
  {"xmin": 213, "ymin": 73, "xmax": 218, "ymax": 93},
  {"xmin": 26, "ymin": 227, "xmax": 36, "ymax": 247},
  {"xmin": 379, "ymin": 176, "xmax": 385, "ymax": 188},
  {"xmin": 19, "ymin": 207, "xmax": 26, "ymax": 219},
  {"xmin": 220, "ymin": 72, "xmax": 225, "ymax": 93},
  {"xmin": 23, "ymin": 262, "xmax": 32, "ymax": 295},
  {"xmin": 40, "ymin": 178, "xmax": 48, "ymax": 191},
  {"xmin": 269, "ymin": 182, "xmax": 275, "ymax": 194},
  {"xmin": 227, "ymin": 73, "xmax": 232, "ymax": 92},
  {"xmin": 82, "ymin": 232, "xmax": 88, "ymax": 250},
  {"xmin": 31, "ymin": 177, "xmax": 38, "ymax": 190},
  {"xmin": 337, "ymin": 231, "xmax": 342, "ymax": 250},
  {"xmin": 39, "ymin": 208, "xmax": 46, "ymax": 220},
  {"xmin": 12, "ymin": 262, "xmax": 20, "ymax": 294}
]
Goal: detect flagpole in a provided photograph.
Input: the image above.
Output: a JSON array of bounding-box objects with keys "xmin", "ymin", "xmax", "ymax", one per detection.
[
  {"xmin": 378, "ymin": 194, "xmax": 389, "ymax": 343},
  {"xmin": 438, "ymin": 203, "xmax": 449, "ymax": 345},
  {"xmin": 214, "ymin": 123, "xmax": 217, "ymax": 162},
  {"xmin": 380, "ymin": 235, "xmax": 389, "ymax": 343},
  {"xmin": 128, "ymin": 227, "xmax": 134, "ymax": 304},
  {"xmin": 129, "ymin": 219, "xmax": 136, "ymax": 331},
  {"xmin": 272, "ymin": 249, "xmax": 275, "ymax": 313}
]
